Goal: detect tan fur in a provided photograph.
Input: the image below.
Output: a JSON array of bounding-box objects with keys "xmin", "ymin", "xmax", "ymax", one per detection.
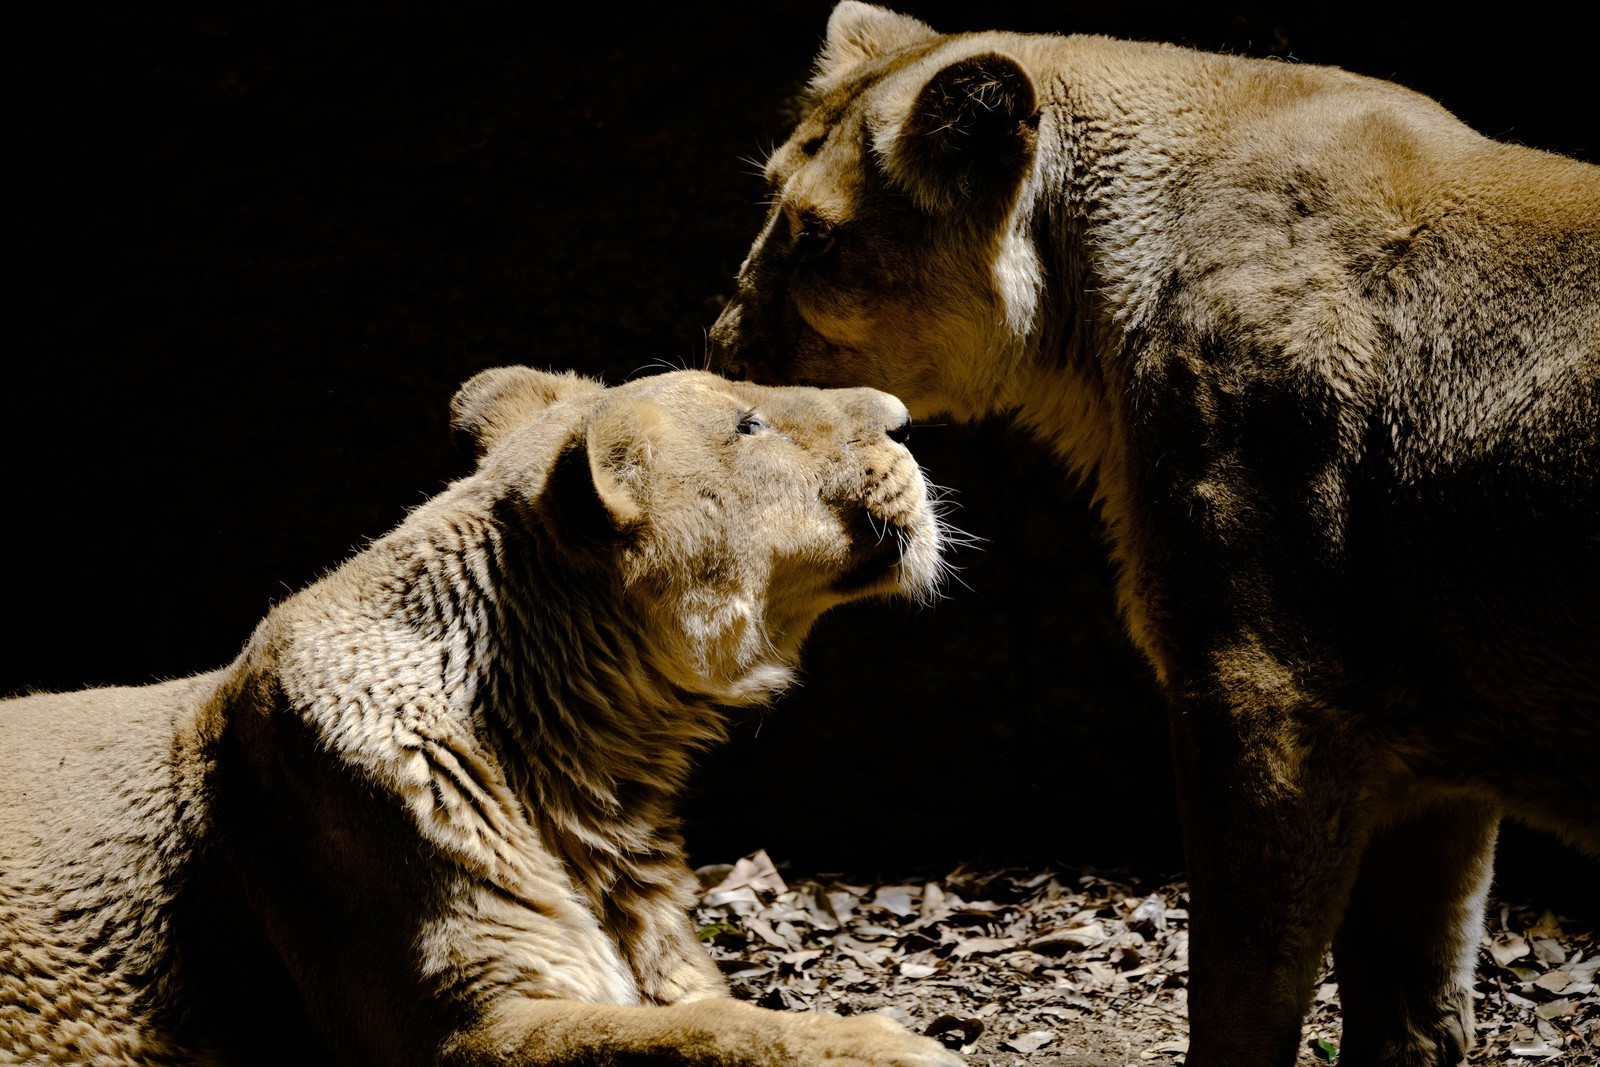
[
  {"xmin": 0, "ymin": 367, "xmax": 961, "ymax": 1067},
  {"xmin": 710, "ymin": 6, "xmax": 1600, "ymax": 1066}
]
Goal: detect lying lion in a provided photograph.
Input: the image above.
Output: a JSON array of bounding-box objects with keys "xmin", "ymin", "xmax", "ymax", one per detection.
[
  {"xmin": 0, "ymin": 367, "xmax": 961, "ymax": 1067},
  {"xmin": 709, "ymin": 4, "xmax": 1599, "ymax": 1066}
]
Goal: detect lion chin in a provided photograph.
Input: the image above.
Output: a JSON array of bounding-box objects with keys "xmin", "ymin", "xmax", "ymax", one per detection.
[{"xmin": 0, "ymin": 365, "xmax": 962, "ymax": 1067}]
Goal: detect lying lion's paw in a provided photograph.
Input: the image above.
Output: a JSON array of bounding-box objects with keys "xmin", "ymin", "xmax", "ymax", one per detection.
[{"xmin": 779, "ymin": 1010, "xmax": 966, "ymax": 1066}]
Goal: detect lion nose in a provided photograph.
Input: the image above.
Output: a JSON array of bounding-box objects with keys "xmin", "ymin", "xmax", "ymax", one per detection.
[
  {"xmin": 708, "ymin": 304, "xmax": 749, "ymax": 380},
  {"xmin": 864, "ymin": 393, "xmax": 912, "ymax": 443}
]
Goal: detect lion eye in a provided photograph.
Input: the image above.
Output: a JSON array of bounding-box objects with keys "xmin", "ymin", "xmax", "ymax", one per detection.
[
  {"xmin": 793, "ymin": 219, "xmax": 838, "ymax": 264},
  {"xmin": 737, "ymin": 412, "xmax": 770, "ymax": 435}
]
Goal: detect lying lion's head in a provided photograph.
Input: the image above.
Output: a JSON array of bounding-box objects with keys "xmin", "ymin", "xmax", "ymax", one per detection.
[
  {"xmin": 450, "ymin": 366, "xmax": 948, "ymax": 703},
  {"xmin": 708, "ymin": 2, "xmax": 1043, "ymax": 421}
]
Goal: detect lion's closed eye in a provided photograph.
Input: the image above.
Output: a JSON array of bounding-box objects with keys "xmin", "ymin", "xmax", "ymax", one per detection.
[{"xmin": 736, "ymin": 411, "xmax": 771, "ymax": 435}]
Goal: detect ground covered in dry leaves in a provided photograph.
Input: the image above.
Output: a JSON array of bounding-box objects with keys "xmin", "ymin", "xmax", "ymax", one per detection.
[{"xmin": 692, "ymin": 852, "xmax": 1599, "ymax": 1066}]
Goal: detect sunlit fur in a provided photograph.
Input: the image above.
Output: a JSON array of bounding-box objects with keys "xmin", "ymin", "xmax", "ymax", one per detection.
[
  {"xmin": 710, "ymin": 6, "xmax": 1599, "ymax": 1067},
  {"xmin": 0, "ymin": 367, "xmax": 960, "ymax": 1067}
]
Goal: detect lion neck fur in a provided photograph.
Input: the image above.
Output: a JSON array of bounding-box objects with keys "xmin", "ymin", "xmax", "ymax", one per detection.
[
  {"xmin": 955, "ymin": 33, "xmax": 1539, "ymax": 681},
  {"xmin": 253, "ymin": 472, "xmax": 733, "ymax": 933},
  {"xmin": 967, "ymin": 35, "xmax": 1248, "ymax": 677}
]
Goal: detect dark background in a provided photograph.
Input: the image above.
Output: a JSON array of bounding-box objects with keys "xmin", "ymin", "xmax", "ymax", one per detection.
[{"xmin": 10, "ymin": 2, "xmax": 1594, "ymax": 910}]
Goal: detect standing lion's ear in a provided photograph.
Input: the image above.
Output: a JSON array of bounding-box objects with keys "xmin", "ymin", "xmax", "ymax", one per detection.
[
  {"xmin": 812, "ymin": 2, "xmax": 938, "ymax": 92},
  {"xmin": 450, "ymin": 366, "xmax": 605, "ymax": 460},
  {"xmin": 882, "ymin": 52, "xmax": 1037, "ymax": 213},
  {"xmin": 534, "ymin": 397, "xmax": 656, "ymax": 557}
]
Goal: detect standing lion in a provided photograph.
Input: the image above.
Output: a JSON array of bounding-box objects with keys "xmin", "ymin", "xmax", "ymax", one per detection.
[
  {"xmin": 1, "ymin": 367, "xmax": 961, "ymax": 1067},
  {"xmin": 710, "ymin": 4, "xmax": 1599, "ymax": 1066}
]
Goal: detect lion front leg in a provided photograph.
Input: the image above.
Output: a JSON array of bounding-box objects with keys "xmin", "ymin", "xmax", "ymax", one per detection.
[
  {"xmin": 604, "ymin": 864, "xmax": 730, "ymax": 1006},
  {"xmin": 1170, "ymin": 671, "xmax": 1375, "ymax": 1067},
  {"xmin": 439, "ymin": 995, "xmax": 965, "ymax": 1067},
  {"xmin": 626, "ymin": 913, "xmax": 729, "ymax": 1007},
  {"xmin": 1331, "ymin": 797, "xmax": 1499, "ymax": 1067},
  {"xmin": 533, "ymin": 831, "xmax": 730, "ymax": 1006}
]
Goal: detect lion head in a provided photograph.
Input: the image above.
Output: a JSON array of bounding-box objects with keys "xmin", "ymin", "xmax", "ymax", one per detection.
[
  {"xmin": 708, "ymin": 2, "xmax": 1043, "ymax": 423},
  {"xmin": 449, "ymin": 366, "xmax": 949, "ymax": 704}
]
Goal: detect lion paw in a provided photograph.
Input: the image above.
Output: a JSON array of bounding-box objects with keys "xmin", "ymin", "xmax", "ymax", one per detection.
[{"xmin": 779, "ymin": 1010, "xmax": 966, "ymax": 1067}]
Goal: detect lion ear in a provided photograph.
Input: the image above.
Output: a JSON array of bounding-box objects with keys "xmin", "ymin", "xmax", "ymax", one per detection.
[
  {"xmin": 884, "ymin": 52, "xmax": 1037, "ymax": 213},
  {"xmin": 535, "ymin": 397, "xmax": 656, "ymax": 555},
  {"xmin": 450, "ymin": 366, "xmax": 604, "ymax": 460},
  {"xmin": 813, "ymin": 2, "xmax": 938, "ymax": 90}
]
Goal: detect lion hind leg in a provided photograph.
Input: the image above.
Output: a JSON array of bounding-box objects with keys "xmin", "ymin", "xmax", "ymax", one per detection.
[
  {"xmin": 1332, "ymin": 797, "xmax": 1499, "ymax": 1067},
  {"xmin": 440, "ymin": 995, "xmax": 964, "ymax": 1067}
]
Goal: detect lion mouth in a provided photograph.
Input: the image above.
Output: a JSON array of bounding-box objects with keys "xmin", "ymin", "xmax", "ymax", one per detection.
[
  {"xmin": 830, "ymin": 476, "xmax": 948, "ymax": 606},
  {"xmin": 838, "ymin": 513, "xmax": 920, "ymax": 594}
]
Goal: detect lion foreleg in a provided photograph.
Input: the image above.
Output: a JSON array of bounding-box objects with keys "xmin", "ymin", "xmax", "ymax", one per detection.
[
  {"xmin": 595, "ymin": 859, "xmax": 729, "ymax": 1006},
  {"xmin": 1171, "ymin": 678, "xmax": 1374, "ymax": 1067},
  {"xmin": 439, "ymin": 996, "xmax": 963, "ymax": 1067},
  {"xmin": 1331, "ymin": 797, "xmax": 1499, "ymax": 1067},
  {"xmin": 625, "ymin": 912, "xmax": 728, "ymax": 1006}
]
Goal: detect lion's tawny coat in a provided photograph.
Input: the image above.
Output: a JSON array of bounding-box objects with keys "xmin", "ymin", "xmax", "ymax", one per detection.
[
  {"xmin": 710, "ymin": 6, "xmax": 1599, "ymax": 1066},
  {"xmin": 1, "ymin": 368, "xmax": 959, "ymax": 1067}
]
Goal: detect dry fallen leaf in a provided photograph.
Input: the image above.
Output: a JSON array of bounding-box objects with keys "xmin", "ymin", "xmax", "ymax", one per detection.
[
  {"xmin": 1492, "ymin": 935, "xmax": 1533, "ymax": 967},
  {"xmin": 1140, "ymin": 1038, "xmax": 1188, "ymax": 1058},
  {"xmin": 951, "ymin": 936, "xmax": 1021, "ymax": 959},
  {"xmin": 1508, "ymin": 1028, "xmax": 1559, "ymax": 1057},
  {"xmin": 925, "ymin": 1013, "xmax": 984, "ymax": 1050},
  {"xmin": 873, "ymin": 885, "xmax": 918, "ymax": 917},
  {"xmin": 1000, "ymin": 1030, "xmax": 1056, "ymax": 1053},
  {"xmin": 1534, "ymin": 970, "xmax": 1573, "ymax": 994},
  {"xmin": 704, "ymin": 849, "xmax": 788, "ymax": 896}
]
